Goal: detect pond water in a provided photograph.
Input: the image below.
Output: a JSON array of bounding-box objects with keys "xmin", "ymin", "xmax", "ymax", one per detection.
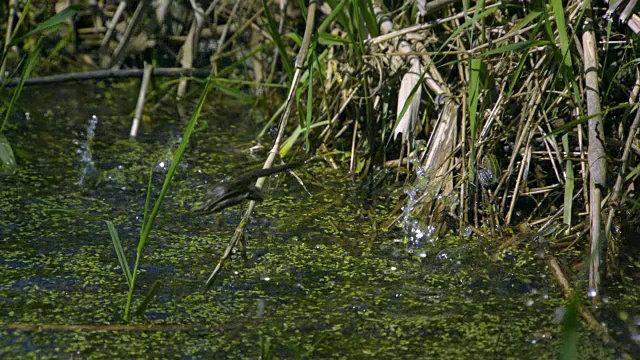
[{"xmin": 0, "ymin": 83, "xmax": 635, "ymax": 358}]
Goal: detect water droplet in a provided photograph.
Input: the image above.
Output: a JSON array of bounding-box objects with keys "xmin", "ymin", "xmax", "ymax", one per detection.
[
  {"xmin": 555, "ymin": 307, "xmax": 565, "ymax": 323},
  {"xmin": 257, "ymin": 298, "xmax": 265, "ymax": 318}
]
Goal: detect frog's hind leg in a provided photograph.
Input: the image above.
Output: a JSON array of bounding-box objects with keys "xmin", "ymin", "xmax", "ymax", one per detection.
[{"xmin": 245, "ymin": 186, "xmax": 265, "ymax": 202}]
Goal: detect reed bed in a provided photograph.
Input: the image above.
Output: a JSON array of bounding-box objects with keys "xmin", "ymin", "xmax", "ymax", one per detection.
[{"xmin": 2, "ymin": 2, "xmax": 639, "ymax": 351}]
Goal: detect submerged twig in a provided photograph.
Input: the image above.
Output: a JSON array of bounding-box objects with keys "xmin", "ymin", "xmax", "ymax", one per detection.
[{"xmin": 0, "ymin": 67, "xmax": 212, "ymax": 86}]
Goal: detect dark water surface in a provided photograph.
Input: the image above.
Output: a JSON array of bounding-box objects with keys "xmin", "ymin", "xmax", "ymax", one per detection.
[{"xmin": 0, "ymin": 83, "xmax": 633, "ymax": 358}]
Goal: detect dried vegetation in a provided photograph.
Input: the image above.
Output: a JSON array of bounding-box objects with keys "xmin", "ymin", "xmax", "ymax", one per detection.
[{"xmin": 2, "ymin": 0, "xmax": 640, "ymax": 338}]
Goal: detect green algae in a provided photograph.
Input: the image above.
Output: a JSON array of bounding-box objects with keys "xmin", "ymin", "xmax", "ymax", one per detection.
[{"xmin": 0, "ymin": 84, "xmax": 635, "ymax": 358}]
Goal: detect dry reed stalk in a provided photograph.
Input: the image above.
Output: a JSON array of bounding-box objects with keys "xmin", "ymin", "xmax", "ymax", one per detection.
[
  {"xmin": 109, "ymin": 0, "xmax": 152, "ymax": 68},
  {"xmin": 130, "ymin": 62, "xmax": 153, "ymax": 137},
  {"xmin": 394, "ymin": 40, "xmax": 422, "ymax": 142},
  {"xmin": 205, "ymin": 0, "xmax": 318, "ymax": 287},
  {"xmin": 583, "ymin": 19, "xmax": 607, "ymax": 293}
]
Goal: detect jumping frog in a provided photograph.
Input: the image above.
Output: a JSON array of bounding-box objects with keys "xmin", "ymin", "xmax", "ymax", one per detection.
[{"xmin": 192, "ymin": 159, "xmax": 310, "ymax": 214}]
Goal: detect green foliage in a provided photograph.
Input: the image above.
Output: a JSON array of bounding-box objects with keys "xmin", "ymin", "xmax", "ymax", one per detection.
[
  {"xmin": 6, "ymin": 5, "xmax": 80, "ymax": 48},
  {"xmin": 0, "ymin": 134, "xmax": 17, "ymax": 175},
  {"xmin": 120, "ymin": 75, "xmax": 215, "ymax": 321},
  {"xmin": 323, "ymin": 0, "xmax": 378, "ymax": 56},
  {"xmin": 106, "ymin": 220, "xmax": 132, "ymax": 287},
  {"xmin": 559, "ymin": 296, "xmax": 580, "ymax": 360},
  {"xmin": 261, "ymin": 0, "xmax": 294, "ymax": 80},
  {"xmin": 0, "ymin": 3, "xmax": 78, "ymax": 181},
  {"xmin": 1, "ymin": 40, "xmax": 41, "ymax": 133}
]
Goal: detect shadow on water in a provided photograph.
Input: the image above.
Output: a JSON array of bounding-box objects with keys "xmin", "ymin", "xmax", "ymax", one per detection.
[{"xmin": 0, "ymin": 83, "xmax": 633, "ymax": 358}]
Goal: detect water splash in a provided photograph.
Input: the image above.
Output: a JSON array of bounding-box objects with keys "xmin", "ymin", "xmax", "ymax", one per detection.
[
  {"xmin": 155, "ymin": 135, "xmax": 187, "ymax": 173},
  {"xmin": 400, "ymin": 148, "xmax": 439, "ymax": 253},
  {"xmin": 77, "ymin": 115, "xmax": 99, "ymax": 186}
]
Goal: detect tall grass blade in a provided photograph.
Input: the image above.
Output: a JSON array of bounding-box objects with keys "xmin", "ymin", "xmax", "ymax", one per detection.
[
  {"xmin": 482, "ymin": 40, "xmax": 549, "ymax": 57},
  {"xmin": 305, "ymin": 54, "xmax": 314, "ymax": 151},
  {"xmin": 42, "ymin": 208, "xmax": 132, "ymax": 286},
  {"xmin": 548, "ymin": 0, "xmax": 578, "ymax": 228},
  {"xmin": 506, "ymin": 10, "xmax": 542, "ymax": 35},
  {"xmin": 467, "ymin": 58, "xmax": 482, "ymax": 184},
  {"xmin": 559, "ymin": 295, "xmax": 580, "ymax": 360},
  {"xmin": 625, "ymin": 162, "xmax": 640, "ymax": 181},
  {"xmin": 133, "ymin": 280, "xmax": 162, "ymax": 318},
  {"xmin": 550, "ymin": 0, "xmax": 572, "ymax": 72},
  {"xmin": 258, "ymin": 101, "xmax": 287, "ymax": 138},
  {"xmin": 562, "ymin": 135, "xmax": 574, "ymax": 227},
  {"xmin": 261, "ymin": 0, "xmax": 294, "ymax": 80},
  {"xmin": 140, "ymin": 167, "xmax": 154, "ymax": 237},
  {"xmin": 0, "ymin": 0, "xmax": 32, "ymax": 78},
  {"xmin": 318, "ymin": 0, "xmax": 350, "ymax": 35},
  {"xmin": 506, "ymin": 34, "xmax": 544, "ymax": 98},
  {"xmin": 0, "ymin": 134, "xmax": 17, "ymax": 174},
  {"xmin": 280, "ymin": 120, "xmax": 329, "ymax": 157},
  {"xmin": 356, "ymin": 0, "xmax": 379, "ymax": 37},
  {"xmin": 7, "ymin": 5, "xmax": 80, "ymax": 48},
  {"xmin": 318, "ymin": 31, "xmax": 350, "ymax": 46},
  {"xmin": 2, "ymin": 41, "xmax": 41, "ymax": 133},
  {"xmin": 124, "ymin": 76, "xmax": 214, "ymax": 320},
  {"xmin": 322, "ymin": 0, "xmax": 353, "ymax": 38},
  {"xmin": 106, "ymin": 220, "xmax": 132, "ymax": 287}
]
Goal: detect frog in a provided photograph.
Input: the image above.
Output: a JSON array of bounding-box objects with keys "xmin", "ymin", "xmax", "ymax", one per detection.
[
  {"xmin": 477, "ymin": 153, "xmax": 502, "ymax": 235},
  {"xmin": 192, "ymin": 159, "xmax": 310, "ymax": 214},
  {"xmin": 477, "ymin": 153, "xmax": 501, "ymax": 189}
]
